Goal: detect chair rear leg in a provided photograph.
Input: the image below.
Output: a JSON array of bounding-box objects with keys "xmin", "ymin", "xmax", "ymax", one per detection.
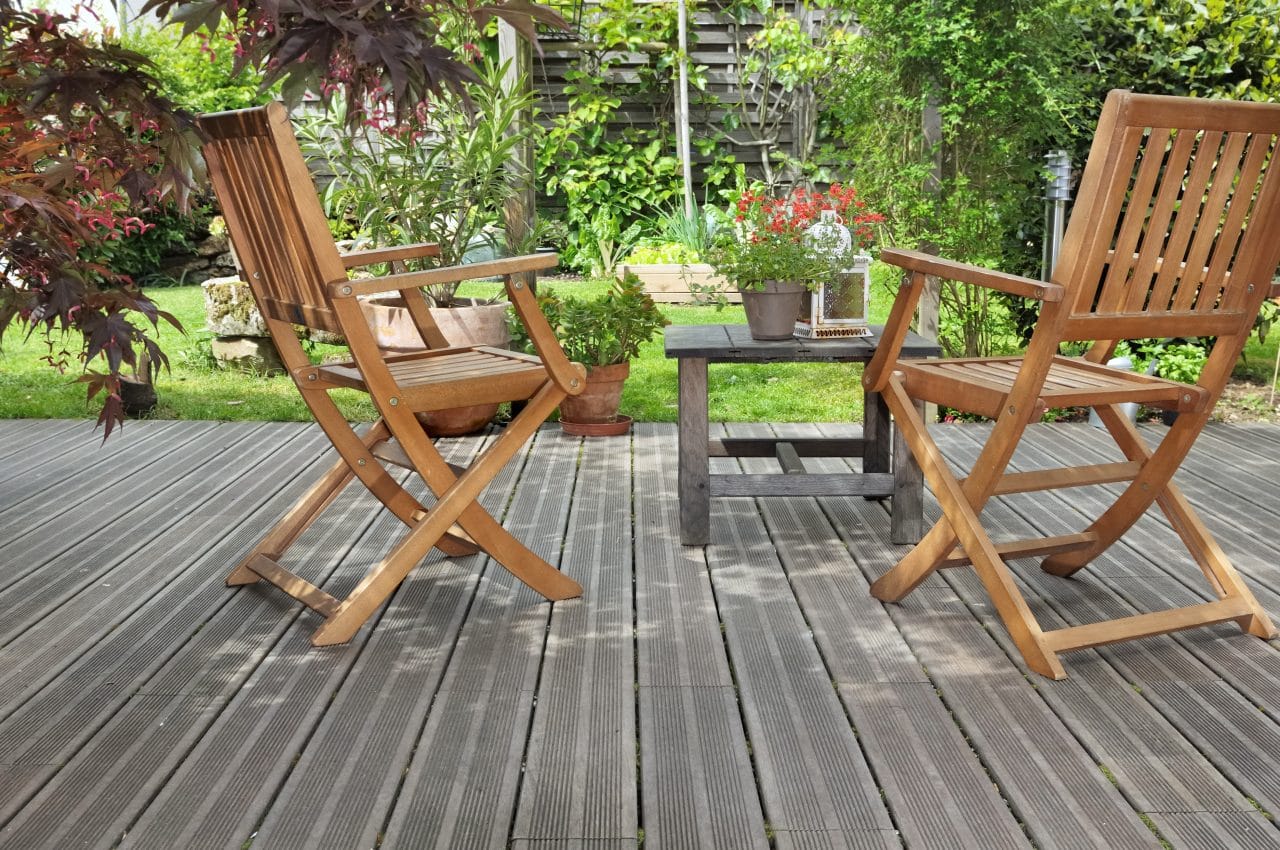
[
  {"xmin": 1042, "ymin": 406, "xmax": 1206, "ymax": 577},
  {"xmin": 409, "ymin": 386, "xmax": 583, "ymax": 601},
  {"xmin": 305, "ymin": 397, "xmax": 479, "ymax": 557},
  {"xmin": 454, "ymin": 504, "xmax": 583, "ymax": 600}
]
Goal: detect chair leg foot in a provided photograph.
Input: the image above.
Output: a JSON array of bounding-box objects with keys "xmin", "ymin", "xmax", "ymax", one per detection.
[
  {"xmin": 311, "ymin": 614, "xmax": 360, "ymax": 647},
  {"xmin": 1022, "ymin": 641, "xmax": 1068, "ymax": 680},
  {"xmin": 1239, "ymin": 611, "xmax": 1278, "ymax": 639},
  {"xmin": 226, "ymin": 563, "xmax": 262, "ymax": 586},
  {"xmin": 1041, "ymin": 553, "xmax": 1087, "ymax": 578}
]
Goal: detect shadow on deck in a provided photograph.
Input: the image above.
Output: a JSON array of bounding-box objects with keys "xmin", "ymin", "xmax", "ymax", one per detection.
[{"xmin": 1, "ymin": 418, "xmax": 1279, "ymax": 849}]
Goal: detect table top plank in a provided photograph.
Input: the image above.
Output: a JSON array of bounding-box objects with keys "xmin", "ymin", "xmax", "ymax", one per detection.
[{"xmin": 664, "ymin": 323, "xmax": 940, "ymax": 361}]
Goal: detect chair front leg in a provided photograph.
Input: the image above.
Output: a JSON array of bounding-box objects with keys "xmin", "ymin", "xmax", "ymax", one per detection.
[
  {"xmin": 878, "ymin": 375, "xmax": 1066, "ymax": 679},
  {"xmin": 867, "ymin": 378, "xmax": 958, "ymax": 601},
  {"xmin": 309, "ymin": 382, "xmax": 582, "ymax": 646}
]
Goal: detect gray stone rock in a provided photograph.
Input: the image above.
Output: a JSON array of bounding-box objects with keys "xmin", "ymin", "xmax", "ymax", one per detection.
[{"xmin": 210, "ymin": 335, "xmax": 285, "ymax": 376}]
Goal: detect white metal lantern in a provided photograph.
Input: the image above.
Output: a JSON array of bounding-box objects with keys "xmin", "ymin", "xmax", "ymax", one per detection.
[{"xmin": 795, "ymin": 209, "xmax": 872, "ymax": 339}]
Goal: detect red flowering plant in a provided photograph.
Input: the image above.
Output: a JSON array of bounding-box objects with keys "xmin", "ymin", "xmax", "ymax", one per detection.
[{"xmin": 705, "ymin": 183, "xmax": 884, "ymax": 291}]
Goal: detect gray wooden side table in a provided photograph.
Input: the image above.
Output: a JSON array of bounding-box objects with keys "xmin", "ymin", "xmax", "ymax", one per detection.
[{"xmin": 664, "ymin": 323, "xmax": 941, "ymax": 546}]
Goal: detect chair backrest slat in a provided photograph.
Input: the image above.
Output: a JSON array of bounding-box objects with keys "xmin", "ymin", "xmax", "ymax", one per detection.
[
  {"xmin": 1192, "ymin": 131, "xmax": 1270, "ymax": 312},
  {"xmin": 198, "ymin": 104, "xmax": 346, "ymax": 334},
  {"xmin": 1066, "ymin": 124, "xmax": 1146, "ymax": 315},
  {"xmin": 1057, "ymin": 92, "xmax": 1280, "ymax": 348},
  {"xmin": 1122, "ymin": 128, "xmax": 1199, "ymax": 313},
  {"xmin": 1093, "ymin": 126, "xmax": 1173, "ymax": 315}
]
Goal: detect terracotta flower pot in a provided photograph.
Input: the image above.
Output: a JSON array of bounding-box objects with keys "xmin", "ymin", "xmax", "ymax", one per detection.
[
  {"xmin": 360, "ymin": 297, "xmax": 511, "ymax": 435},
  {"xmin": 559, "ymin": 361, "xmax": 631, "ymax": 432},
  {"xmin": 740, "ymin": 280, "xmax": 807, "ymax": 340}
]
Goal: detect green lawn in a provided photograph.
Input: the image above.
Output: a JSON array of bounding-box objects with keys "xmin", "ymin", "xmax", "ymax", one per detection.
[
  {"xmin": 0, "ymin": 278, "xmax": 884, "ymax": 424},
  {"xmin": 6, "ymin": 277, "xmax": 1276, "ymax": 425}
]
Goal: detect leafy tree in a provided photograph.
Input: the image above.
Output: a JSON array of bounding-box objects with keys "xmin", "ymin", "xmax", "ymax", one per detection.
[
  {"xmin": 0, "ymin": 2, "xmax": 202, "ymax": 433},
  {"xmin": 141, "ymin": 0, "xmax": 567, "ymax": 120},
  {"xmin": 820, "ymin": 0, "xmax": 1086, "ymax": 356},
  {"xmin": 1, "ymin": 0, "xmax": 562, "ymax": 433},
  {"xmin": 536, "ymin": 0, "xmax": 687, "ymax": 274},
  {"xmin": 121, "ymin": 22, "xmax": 275, "ymax": 115}
]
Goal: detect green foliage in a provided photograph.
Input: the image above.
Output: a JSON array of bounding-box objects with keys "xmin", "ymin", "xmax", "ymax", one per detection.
[
  {"xmin": 297, "ymin": 57, "xmax": 538, "ymax": 305},
  {"xmin": 88, "ymin": 202, "xmax": 215, "ymax": 286},
  {"xmin": 1072, "ymin": 0, "xmax": 1280, "ymax": 103},
  {"xmin": 1155, "ymin": 341, "xmax": 1209, "ymax": 384},
  {"xmin": 818, "ymin": 0, "xmax": 1085, "ymax": 357},
  {"xmin": 536, "ymin": 0, "xmax": 688, "ymax": 273},
  {"xmin": 937, "ymin": 281, "xmax": 1025, "ymax": 357},
  {"xmin": 714, "ymin": 0, "xmax": 858, "ymax": 188},
  {"xmin": 649, "ymin": 202, "xmax": 716, "ymax": 258},
  {"xmin": 1112, "ymin": 338, "xmax": 1211, "ymax": 384},
  {"xmin": 824, "ymin": 0, "xmax": 1081, "ymax": 265},
  {"xmin": 624, "ymin": 242, "xmax": 701, "ymax": 264},
  {"xmin": 121, "ymin": 24, "xmax": 272, "ymax": 114},
  {"xmin": 510, "ymin": 273, "xmax": 669, "ymax": 367}
]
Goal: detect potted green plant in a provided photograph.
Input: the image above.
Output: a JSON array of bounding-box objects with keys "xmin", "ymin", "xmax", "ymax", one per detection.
[
  {"xmin": 511, "ymin": 273, "xmax": 669, "ymax": 436},
  {"xmin": 704, "ymin": 184, "xmax": 881, "ymax": 340}
]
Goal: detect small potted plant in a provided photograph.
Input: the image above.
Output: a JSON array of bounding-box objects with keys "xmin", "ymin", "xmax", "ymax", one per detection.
[
  {"xmin": 704, "ymin": 184, "xmax": 882, "ymax": 340},
  {"xmin": 511, "ymin": 273, "xmax": 669, "ymax": 436}
]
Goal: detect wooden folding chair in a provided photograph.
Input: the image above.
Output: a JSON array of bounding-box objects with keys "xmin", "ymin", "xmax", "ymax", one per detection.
[
  {"xmin": 864, "ymin": 90, "xmax": 1280, "ymax": 679},
  {"xmin": 198, "ymin": 103, "xmax": 585, "ymax": 646}
]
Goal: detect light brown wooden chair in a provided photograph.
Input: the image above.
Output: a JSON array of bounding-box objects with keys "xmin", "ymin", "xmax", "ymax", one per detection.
[
  {"xmin": 198, "ymin": 103, "xmax": 585, "ymax": 646},
  {"xmin": 864, "ymin": 90, "xmax": 1280, "ymax": 679}
]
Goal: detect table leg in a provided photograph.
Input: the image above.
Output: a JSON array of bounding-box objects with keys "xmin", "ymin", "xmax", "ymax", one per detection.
[
  {"xmin": 863, "ymin": 386, "xmax": 891, "ymax": 493},
  {"xmin": 678, "ymin": 357, "xmax": 710, "ymax": 545},
  {"xmin": 891, "ymin": 398, "xmax": 926, "ymax": 544}
]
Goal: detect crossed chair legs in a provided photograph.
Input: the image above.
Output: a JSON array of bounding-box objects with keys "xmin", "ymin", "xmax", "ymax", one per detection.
[
  {"xmin": 227, "ymin": 383, "xmax": 582, "ymax": 646},
  {"xmin": 872, "ymin": 373, "xmax": 1275, "ymax": 680}
]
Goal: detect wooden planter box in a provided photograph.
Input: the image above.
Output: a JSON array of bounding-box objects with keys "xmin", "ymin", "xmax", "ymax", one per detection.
[{"xmin": 616, "ymin": 263, "xmax": 741, "ymax": 304}]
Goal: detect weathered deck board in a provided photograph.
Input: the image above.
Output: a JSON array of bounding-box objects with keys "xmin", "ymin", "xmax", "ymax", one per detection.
[
  {"xmin": 929, "ymin": 424, "xmax": 1280, "ymax": 848},
  {"xmin": 711, "ymin": 423, "xmax": 897, "ymax": 850},
  {"xmin": 633, "ymin": 422, "xmax": 767, "ymax": 850},
  {"xmin": 745, "ymin": 424, "xmax": 1031, "ymax": 850},
  {"xmin": 0, "ymin": 420, "xmax": 1278, "ymax": 850},
  {"xmin": 0, "ymin": 423, "xmax": 327, "ymax": 715},
  {"xmin": 379, "ymin": 430, "xmax": 578, "ymax": 850},
  {"xmin": 512, "ymin": 433, "xmax": 637, "ymax": 846}
]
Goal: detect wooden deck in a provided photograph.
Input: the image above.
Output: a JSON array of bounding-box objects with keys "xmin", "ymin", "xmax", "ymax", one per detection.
[{"xmin": 2, "ymin": 418, "xmax": 1280, "ymax": 849}]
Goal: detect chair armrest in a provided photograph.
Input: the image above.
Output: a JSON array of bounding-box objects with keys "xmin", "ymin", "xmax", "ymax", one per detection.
[
  {"xmin": 881, "ymin": 248, "xmax": 1064, "ymax": 302},
  {"xmin": 503, "ymin": 263, "xmax": 587, "ymax": 396},
  {"xmin": 328, "ymin": 253, "xmax": 559, "ymax": 298},
  {"xmin": 339, "ymin": 241, "xmax": 441, "ymax": 270}
]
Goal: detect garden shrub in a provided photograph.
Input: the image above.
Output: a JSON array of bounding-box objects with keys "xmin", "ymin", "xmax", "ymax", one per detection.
[
  {"xmin": 537, "ymin": 0, "xmax": 689, "ymax": 274},
  {"xmin": 121, "ymin": 24, "xmax": 273, "ymax": 115}
]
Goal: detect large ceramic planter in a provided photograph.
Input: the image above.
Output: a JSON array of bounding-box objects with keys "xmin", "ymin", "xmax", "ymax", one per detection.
[
  {"xmin": 740, "ymin": 280, "xmax": 807, "ymax": 340},
  {"xmin": 360, "ymin": 297, "xmax": 511, "ymax": 436},
  {"xmin": 559, "ymin": 361, "xmax": 632, "ymax": 436}
]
